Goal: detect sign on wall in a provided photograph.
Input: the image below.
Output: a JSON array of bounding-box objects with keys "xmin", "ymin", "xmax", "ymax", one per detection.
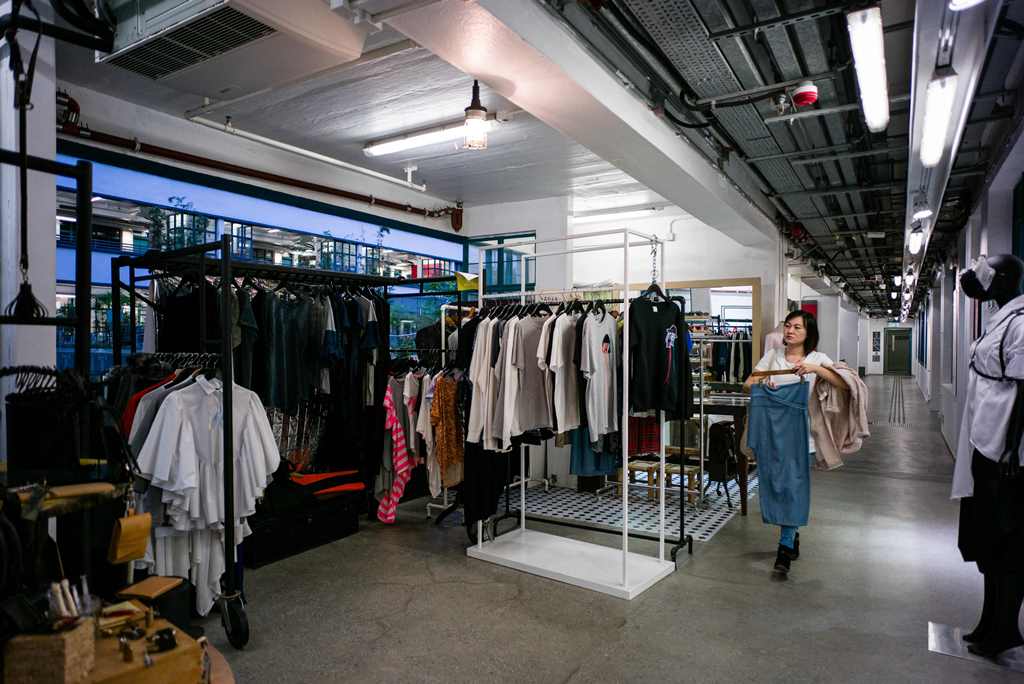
[{"xmin": 872, "ymin": 331, "xmax": 881, "ymax": 353}]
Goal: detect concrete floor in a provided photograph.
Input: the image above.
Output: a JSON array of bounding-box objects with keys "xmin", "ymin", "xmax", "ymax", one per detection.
[{"xmin": 209, "ymin": 376, "xmax": 1019, "ymax": 683}]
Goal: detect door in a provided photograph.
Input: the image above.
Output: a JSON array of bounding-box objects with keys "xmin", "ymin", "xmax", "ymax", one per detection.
[{"xmin": 884, "ymin": 329, "xmax": 912, "ymax": 376}]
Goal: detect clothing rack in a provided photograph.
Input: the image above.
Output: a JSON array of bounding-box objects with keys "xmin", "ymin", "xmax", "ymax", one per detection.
[
  {"xmin": 467, "ymin": 228, "xmax": 676, "ymax": 600},
  {"xmin": 111, "ymin": 241, "xmax": 439, "ymax": 649}
]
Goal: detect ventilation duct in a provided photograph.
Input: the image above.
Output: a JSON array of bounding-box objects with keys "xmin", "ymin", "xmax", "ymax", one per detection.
[{"xmin": 99, "ymin": 0, "xmax": 368, "ymax": 99}]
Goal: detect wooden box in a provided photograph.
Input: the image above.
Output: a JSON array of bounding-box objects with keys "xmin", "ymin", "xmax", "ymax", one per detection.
[{"xmin": 4, "ymin": 617, "xmax": 95, "ymax": 684}]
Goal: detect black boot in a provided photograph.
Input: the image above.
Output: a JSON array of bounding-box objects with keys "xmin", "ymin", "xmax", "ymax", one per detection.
[
  {"xmin": 773, "ymin": 544, "xmax": 794, "ymax": 576},
  {"xmin": 963, "ymin": 573, "xmax": 996, "ymax": 644},
  {"xmin": 967, "ymin": 573, "xmax": 1024, "ymax": 658},
  {"xmin": 792, "ymin": 532, "xmax": 800, "ymax": 561}
]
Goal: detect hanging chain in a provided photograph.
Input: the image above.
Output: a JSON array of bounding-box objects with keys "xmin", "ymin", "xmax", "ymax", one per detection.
[{"xmin": 650, "ymin": 239, "xmax": 658, "ymax": 284}]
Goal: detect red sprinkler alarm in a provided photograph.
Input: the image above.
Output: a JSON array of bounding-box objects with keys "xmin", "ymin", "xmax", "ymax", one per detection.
[{"xmin": 792, "ymin": 81, "xmax": 818, "ymax": 107}]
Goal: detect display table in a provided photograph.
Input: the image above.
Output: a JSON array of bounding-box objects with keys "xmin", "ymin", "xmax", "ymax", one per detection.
[
  {"xmin": 668, "ymin": 395, "xmax": 750, "ymax": 515},
  {"xmin": 91, "ymin": 616, "xmax": 203, "ymax": 683}
]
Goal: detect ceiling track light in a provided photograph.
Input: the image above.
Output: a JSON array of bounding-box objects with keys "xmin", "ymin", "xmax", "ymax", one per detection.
[
  {"xmin": 912, "ymin": 193, "xmax": 933, "ymax": 221},
  {"xmin": 908, "ymin": 223, "xmax": 925, "ymax": 255},
  {"xmin": 846, "ymin": 6, "xmax": 890, "ymax": 133},
  {"xmin": 949, "ymin": 0, "xmax": 988, "ymax": 10},
  {"xmin": 920, "ymin": 67, "xmax": 959, "ymax": 168}
]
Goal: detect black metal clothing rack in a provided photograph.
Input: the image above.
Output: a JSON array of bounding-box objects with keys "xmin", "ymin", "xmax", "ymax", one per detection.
[{"xmin": 110, "ymin": 243, "xmax": 458, "ymax": 647}]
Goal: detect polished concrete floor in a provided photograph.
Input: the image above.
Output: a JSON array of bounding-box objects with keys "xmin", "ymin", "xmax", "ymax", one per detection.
[{"xmin": 209, "ymin": 376, "xmax": 1019, "ymax": 682}]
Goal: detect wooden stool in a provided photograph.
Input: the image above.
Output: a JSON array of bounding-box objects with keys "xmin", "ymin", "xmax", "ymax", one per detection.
[
  {"xmin": 663, "ymin": 464, "xmax": 701, "ymax": 505},
  {"xmin": 615, "ymin": 461, "xmax": 659, "ymax": 500}
]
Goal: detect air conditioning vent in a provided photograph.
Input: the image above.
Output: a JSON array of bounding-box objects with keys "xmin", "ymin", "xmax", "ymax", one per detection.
[{"xmin": 105, "ymin": 6, "xmax": 275, "ymax": 80}]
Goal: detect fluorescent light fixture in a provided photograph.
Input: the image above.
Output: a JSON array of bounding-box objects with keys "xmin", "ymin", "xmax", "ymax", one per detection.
[
  {"xmin": 893, "ymin": 275, "xmax": 902, "ymax": 286},
  {"xmin": 887, "ymin": 308, "xmax": 892, "ymax": 314},
  {"xmin": 920, "ymin": 68, "xmax": 959, "ymax": 168},
  {"xmin": 867, "ymin": 231, "xmax": 886, "ymax": 239},
  {"xmin": 91, "ymin": 196, "xmax": 103, "ymax": 203},
  {"xmin": 908, "ymin": 225, "xmax": 925, "ymax": 255},
  {"xmin": 846, "ymin": 7, "xmax": 890, "ymax": 132},
  {"xmin": 879, "ymin": 281, "xmax": 887, "ymax": 291},
  {"xmin": 570, "ymin": 207, "xmax": 666, "ymax": 224},
  {"xmin": 364, "ymin": 119, "xmax": 494, "ymax": 157},
  {"xmin": 56, "ymin": 214, "xmax": 76, "ymax": 222},
  {"xmin": 903, "ymin": 291, "xmax": 912, "ymax": 301},
  {"xmin": 911, "ymin": 195, "xmax": 933, "ymax": 221},
  {"xmin": 890, "ymin": 291, "xmax": 898, "ymax": 299},
  {"xmin": 949, "ymin": 0, "xmax": 987, "ymax": 10},
  {"xmin": 904, "ymin": 271, "xmax": 916, "ymax": 285}
]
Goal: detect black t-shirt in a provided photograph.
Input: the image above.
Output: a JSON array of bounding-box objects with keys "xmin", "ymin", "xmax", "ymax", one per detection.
[{"xmin": 629, "ymin": 298, "xmax": 692, "ymax": 419}]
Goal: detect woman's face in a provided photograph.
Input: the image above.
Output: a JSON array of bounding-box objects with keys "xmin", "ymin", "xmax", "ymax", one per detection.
[{"xmin": 784, "ymin": 316, "xmax": 807, "ymax": 347}]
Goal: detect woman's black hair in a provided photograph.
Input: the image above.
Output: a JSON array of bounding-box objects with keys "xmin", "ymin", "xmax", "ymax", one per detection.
[{"xmin": 784, "ymin": 310, "xmax": 819, "ymax": 354}]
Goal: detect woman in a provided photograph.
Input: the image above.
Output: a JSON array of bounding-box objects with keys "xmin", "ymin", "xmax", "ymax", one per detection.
[{"xmin": 743, "ymin": 310, "xmax": 847, "ymax": 576}]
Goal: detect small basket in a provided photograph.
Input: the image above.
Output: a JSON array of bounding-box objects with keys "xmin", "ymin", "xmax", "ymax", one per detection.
[{"xmin": 4, "ymin": 617, "xmax": 95, "ymax": 684}]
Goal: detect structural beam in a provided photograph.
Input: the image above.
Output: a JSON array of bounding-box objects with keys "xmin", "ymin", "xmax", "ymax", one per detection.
[
  {"xmin": 386, "ymin": 0, "xmax": 778, "ymax": 245},
  {"xmin": 693, "ymin": 68, "xmax": 845, "ymax": 106},
  {"xmin": 775, "ymin": 182, "xmax": 902, "ymax": 199}
]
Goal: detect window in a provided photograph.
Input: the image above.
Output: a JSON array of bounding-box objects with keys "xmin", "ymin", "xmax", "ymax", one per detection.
[
  {"xmin": 162, "ymin": 211, "xmax": 215, "ymax": 249},
  {"xmin": 253, "ymin": 247, "xmax": 272, "ymax": 263},
  {"xmin": 280, "ymin": 254, "xmax": 293, "ymax": 267},
  {"xmin": 469, "ymin": 233, "xmax": 537, "ymax": 292},
  {"xmin": 226, "ymin": 221, "xmax": 253, "ymax": 259},
  {"xmin": 917, "ymin": 298, "xmax": 929, "ymax": 368},
  {"xmin": 364, "ymin": 245, "xmax": 382, "ymax": 275},
  {"xmin": 319, "ymin": 239, "xmax": 360, "ymax": 272},
  {"xmin": 55, "ymin": 289, "xmax": 145, "ymax": 378}
]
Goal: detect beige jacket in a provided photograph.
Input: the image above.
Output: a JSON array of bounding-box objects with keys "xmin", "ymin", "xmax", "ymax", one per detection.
[{"xmin": 808, "ymin": 362, "xmax": 870, "ymax": 470}]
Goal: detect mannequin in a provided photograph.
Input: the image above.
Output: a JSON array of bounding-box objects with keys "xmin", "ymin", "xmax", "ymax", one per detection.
[{"xmin": 955, "ymin": 253, "xmax": 1024, "ymax": 659}]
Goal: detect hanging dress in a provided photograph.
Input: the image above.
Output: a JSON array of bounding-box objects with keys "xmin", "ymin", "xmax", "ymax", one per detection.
[{"xmin": 747, "ymin": 381, "xmax": 811, "ymax": 527}]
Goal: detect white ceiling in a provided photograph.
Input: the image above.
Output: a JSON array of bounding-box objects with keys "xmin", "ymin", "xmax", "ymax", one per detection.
[{"xmin": 56, "ymin": 19, "xmax": 654, "ymax": 208}]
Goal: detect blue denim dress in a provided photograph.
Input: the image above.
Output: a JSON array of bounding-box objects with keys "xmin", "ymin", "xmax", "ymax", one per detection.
[{"xmin": 747, "ymin": 381, "xmax": 811, "ymax": 527}]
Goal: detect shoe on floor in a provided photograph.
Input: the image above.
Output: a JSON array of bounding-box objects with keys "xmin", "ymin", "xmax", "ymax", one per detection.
[
  {"xmin": 791, "ymin": 532, "xmax": 800, "ymax": 561},
  {"xmin": 773, "ymin": 544, "xmax": 795, "ymax": 575}
]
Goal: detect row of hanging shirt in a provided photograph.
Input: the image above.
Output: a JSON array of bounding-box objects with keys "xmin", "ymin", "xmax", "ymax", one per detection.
[
  {"xmin": 709, "ymin": 328, "xmax": 753, "ymax": 383},
  {"xmin": 464, "ymin": 299, "xmax": 620, "ymax": 453},
  {"xmin": 119, "ymin": 359, "xmax": 280, "ymax": 616},
  {"xmin": 152, "ymin": 278, "xmax": 389, "ymax": 477},
  {"xmin": 376, "ymin": 357, "xmax": 467, "ymax": 523},
  {"xmin": 153, "ymin": 279, "xmax": 385, "ymax": 416}
]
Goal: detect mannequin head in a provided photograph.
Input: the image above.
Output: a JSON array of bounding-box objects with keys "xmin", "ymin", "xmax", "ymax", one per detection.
[{"xmin": 960, "ymin": 254, "xmax": 1024, "ymax": 307}]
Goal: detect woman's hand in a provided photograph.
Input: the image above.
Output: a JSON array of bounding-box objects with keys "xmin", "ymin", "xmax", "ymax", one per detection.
[{"xmin": 793, "ymin": 360, "xmax": 819, "ymax": 377}]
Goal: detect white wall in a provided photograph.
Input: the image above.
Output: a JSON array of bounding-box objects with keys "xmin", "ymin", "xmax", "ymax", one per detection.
[
  {"xmin": 568, "ymin": 212, "xmax": 780, "ymax": 334},
  {"xmin": 838, "ymin": 303, "xmax": 860, "ymax": 367},
  {"xmin": 60, "ymin": 84, "xmax": 459, "ymax": 236}
]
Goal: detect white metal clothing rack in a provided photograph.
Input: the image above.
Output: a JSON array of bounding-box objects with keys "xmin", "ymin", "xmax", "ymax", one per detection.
[{"xmin": 466, "ymin": 228, "xmax": 675, "ymax": 600}]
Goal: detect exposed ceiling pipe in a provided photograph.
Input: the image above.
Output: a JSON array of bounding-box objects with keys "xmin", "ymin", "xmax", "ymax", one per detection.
[
  {"xmin": 188, "ymin": 115, "xmax": 429, "ymax": 193},
  {"xmin": 57, "ymin": 92, "xmax": 463, "ymax": 227}
]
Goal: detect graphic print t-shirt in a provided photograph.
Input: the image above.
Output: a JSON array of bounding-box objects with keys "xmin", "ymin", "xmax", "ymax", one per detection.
[
  {"xmin": 628, "ymin": 298, "xmax": 691, "ymax": 418},
  {"xmin": 581, "ymin": 312, "xmax": 619, "ymax": 443}
]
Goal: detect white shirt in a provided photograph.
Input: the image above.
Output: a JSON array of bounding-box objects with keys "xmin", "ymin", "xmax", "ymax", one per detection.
[
  {"xmin": 550, "ymin": 314, "xmax": 582, "ymax": 432},
  {"xmin": 466, "ymin": 319, "xmax": 494, "ymax": 443},
  {"xmin": 580, "ymin": 312, "xmax": 619, "ymax": 443},
  {"xmin": 752, "ymin": 347, "xmax": 833, "ymax": 453},
  {"xmin": 136, "ymin": 377, "xmax": 280, "ymax": 615},
  {"xmin": 417, "ymin": 372, "xmax": 441, "ymax": 498},
  {"xmin": 537, "ymin": 315, "xmax": 558, "ymax": 429},
  {"xmin": 752, "ymin": 347, "xmax": 833, "ymax": 394},
  {"xmin": 952, "ymin": 294, "xmax": 1024, "ymax": 499}
]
